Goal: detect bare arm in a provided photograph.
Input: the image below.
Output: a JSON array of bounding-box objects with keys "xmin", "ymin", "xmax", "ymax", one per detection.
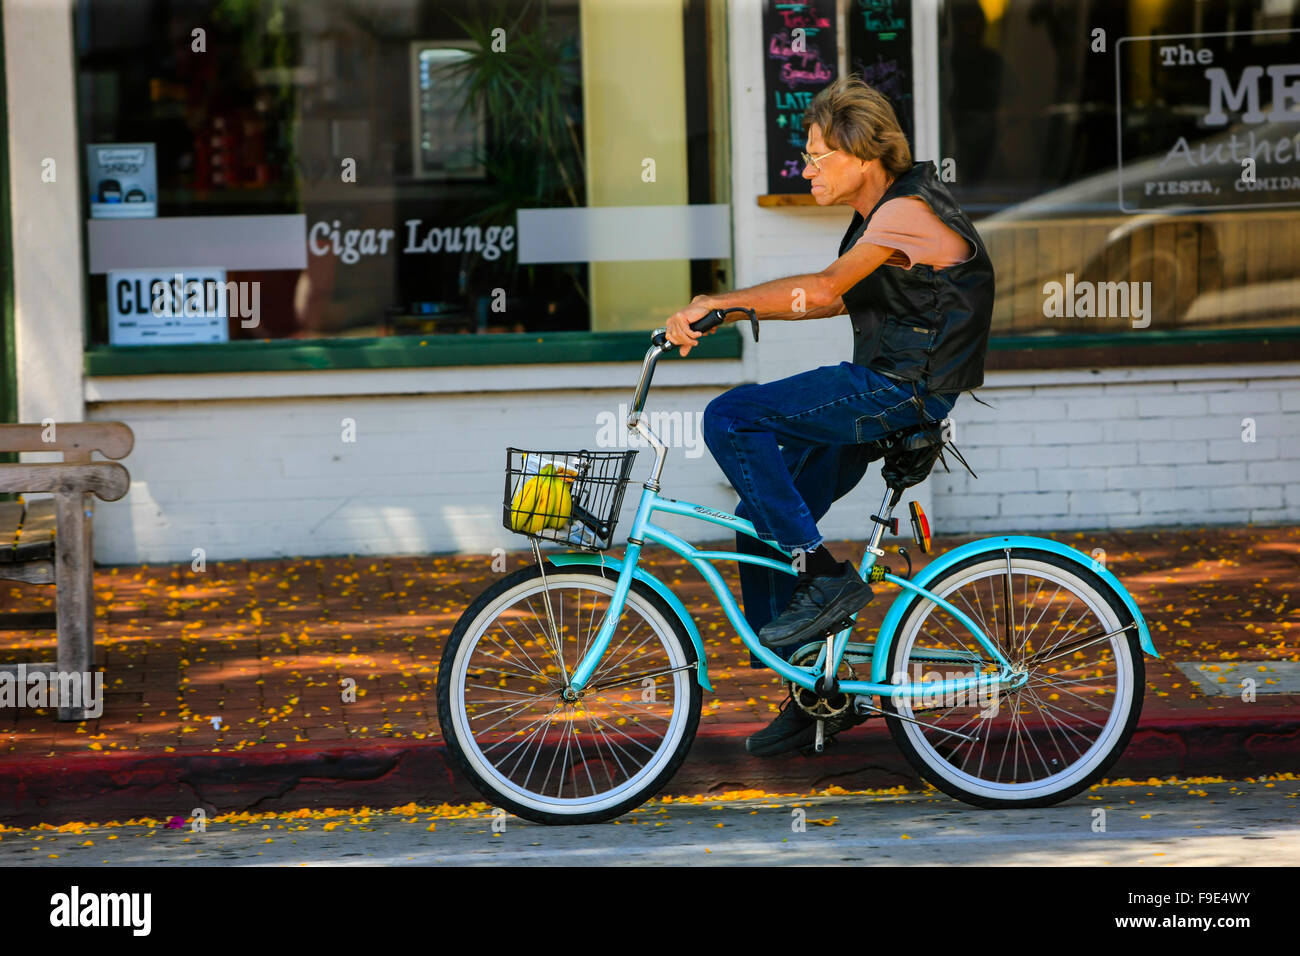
[
  {"xmin": 760, "ymin": 295, "xmax": 846, "ymax": 322},
  {"xmin": 665, "ymin": 241, "xmax": 894, "ymax": 355}
]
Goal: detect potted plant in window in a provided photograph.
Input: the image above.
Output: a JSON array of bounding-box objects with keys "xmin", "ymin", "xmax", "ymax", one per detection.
[{"xmin": 437, "ymin": 0, "xmax": 588, "ymax": 331}]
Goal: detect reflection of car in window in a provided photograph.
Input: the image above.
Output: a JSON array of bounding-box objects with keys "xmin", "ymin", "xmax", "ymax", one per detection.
[
  {"xmin": 973, "ymin": 118, "xmax": 1300, "ymax": 333},
  {"xmin": 97, "ymin": 178, "xmax": 122, "ymax": 203}
]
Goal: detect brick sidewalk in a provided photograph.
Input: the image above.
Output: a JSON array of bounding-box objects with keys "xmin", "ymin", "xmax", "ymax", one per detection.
[{"xmin": 1, "ymin": 524, "xmax": 1298, "ymax": 821}]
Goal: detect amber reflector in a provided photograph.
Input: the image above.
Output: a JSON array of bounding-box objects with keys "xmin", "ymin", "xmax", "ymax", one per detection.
[{"xmin": 909, "ymin": 501, "xmax": 931, "ymax": 554}]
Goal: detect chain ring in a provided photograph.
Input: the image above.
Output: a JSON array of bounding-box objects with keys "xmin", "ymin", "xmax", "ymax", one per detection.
[{"xmin": 788, "ymin": 645, "xmax": 856, "ymax": 718}]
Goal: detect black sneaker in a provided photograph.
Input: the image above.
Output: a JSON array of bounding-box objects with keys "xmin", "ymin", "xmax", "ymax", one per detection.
[
  {"xmin": 746, "ymin": 691, "xmax": 869, "ymax": 757},
  {"xmin": 757, "ymin": 561, "xmax": 874, "ymax": 651}
]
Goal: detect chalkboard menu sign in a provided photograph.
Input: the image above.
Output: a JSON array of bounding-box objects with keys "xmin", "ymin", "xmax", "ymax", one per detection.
[
  {"xmin": 762, "ymin": 1, "xmax": 838, "ymax": 194},
  {"xmin": 846, "ymin": 0, "xmax": 914, "ymax": 149}
]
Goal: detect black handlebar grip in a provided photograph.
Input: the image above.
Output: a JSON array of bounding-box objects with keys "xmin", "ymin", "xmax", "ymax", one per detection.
[
  {"xmin": 654, "ymin": 307, "xmax": 756, "ymax": 351},
  {"xmin": 689, "ymin": 309, "xmax": 727, "ymax": 334}
]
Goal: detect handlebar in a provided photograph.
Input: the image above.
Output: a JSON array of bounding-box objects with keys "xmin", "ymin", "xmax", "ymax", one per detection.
[
  {"xmin": 632, "ymin": 306, "xmax": 758, "ymax": 429},
  {"xmin": 651, "ymin": 306, "xmax": 758, "ymax": 351}
]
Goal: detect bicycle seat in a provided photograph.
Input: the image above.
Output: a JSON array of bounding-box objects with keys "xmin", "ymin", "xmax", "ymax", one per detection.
[{"xmin": 866, "ymin": 421, "xmax": 950, "ymax": 491}]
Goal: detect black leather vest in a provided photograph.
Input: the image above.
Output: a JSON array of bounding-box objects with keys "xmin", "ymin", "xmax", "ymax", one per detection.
[{"xmin": 838, "ymin": 161, "xmax": 994, "ymax": 395}]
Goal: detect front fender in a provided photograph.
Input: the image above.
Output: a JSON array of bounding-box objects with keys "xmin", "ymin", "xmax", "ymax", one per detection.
[
  {"xmin": 546, "ymin": 552, "xmax": 712, "ymax": 692},
  {"xmin": 873, "ymin": 535, "xmax": 1159, "ymax": 682}
]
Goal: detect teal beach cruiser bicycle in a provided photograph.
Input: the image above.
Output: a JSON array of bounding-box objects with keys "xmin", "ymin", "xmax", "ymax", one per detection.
[{"xmin": 437, "ymin": 309, "xmax": 1160, "ymax": 825}]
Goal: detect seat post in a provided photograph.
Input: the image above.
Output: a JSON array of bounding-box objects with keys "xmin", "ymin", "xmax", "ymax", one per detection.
[{"xmin": 865, "ymin": 486, "xmax": 897, "ymax": 557}]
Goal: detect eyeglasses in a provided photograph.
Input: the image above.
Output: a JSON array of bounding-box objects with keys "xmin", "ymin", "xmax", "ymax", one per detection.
[{"xmin": 801, "ymin": 148, "xmax": 837, "ymax": 170}]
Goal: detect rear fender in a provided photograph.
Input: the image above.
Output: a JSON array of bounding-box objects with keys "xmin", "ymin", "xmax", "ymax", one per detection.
[{"xmin": 874, "ymin": 535, "xmax": 1158, "ymax": 682}]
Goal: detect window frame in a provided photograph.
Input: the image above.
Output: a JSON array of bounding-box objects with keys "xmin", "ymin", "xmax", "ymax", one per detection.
[
  {"xmin": 0, "ymin": 12, "xmax": 15, "ymax": 434},
  {"xmin": 83, "ymin": 325, "xmax": 743, "ymax": 376}
]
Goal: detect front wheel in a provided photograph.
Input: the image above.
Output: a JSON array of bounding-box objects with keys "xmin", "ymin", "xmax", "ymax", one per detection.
[
  {"xmin": 882, "ymin": 547, "xmax": 1144, "ymax": 808},
  {"xmin": 437, "ymin": 564, "xmax": 702, "ymax": 825}
]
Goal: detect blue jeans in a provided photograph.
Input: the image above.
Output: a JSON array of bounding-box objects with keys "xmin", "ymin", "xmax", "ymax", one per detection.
[{"xmin": 700, "ymin": 362, "xmax": 958, "ymax": 662}]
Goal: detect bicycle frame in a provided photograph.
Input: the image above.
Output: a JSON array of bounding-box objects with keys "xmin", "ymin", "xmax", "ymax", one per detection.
[
  {"xmin": 561, "ymin": 481, "xmax": 1020, "ymax": 704},
  {"xmin": 549, "ymin": 335, "xmax": 1153, "ymax": 707}
]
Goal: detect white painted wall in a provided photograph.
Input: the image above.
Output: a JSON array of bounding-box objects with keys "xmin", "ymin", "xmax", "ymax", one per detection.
[
  {"xmin": 84, "ymin": 355, "xmax": 918, "ymax": 563},
  {"xmin": 86, "ymin": 368, "xmax": 755, "ymax": 563},
  {"xmin": 929, "ymin": 364, "xmax": 1300, "ymax": 533},
  {"xmin": 86, "ymin": 359, "xmax": 1300, "ymax": 564}
]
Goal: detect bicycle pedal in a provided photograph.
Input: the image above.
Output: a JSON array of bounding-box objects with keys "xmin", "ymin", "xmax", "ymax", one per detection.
[{"xmin": 819, "ymin": 616, "xmax": 855, "ymax": 637}]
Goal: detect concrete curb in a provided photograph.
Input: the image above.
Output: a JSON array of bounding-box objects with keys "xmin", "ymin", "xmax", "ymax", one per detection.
[{"xmin": 2, "ymin": 712, "xmax": 1297, "ymax": 826}]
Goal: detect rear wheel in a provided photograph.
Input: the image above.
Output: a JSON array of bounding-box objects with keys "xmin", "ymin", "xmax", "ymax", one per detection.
[
  {"xmin": 437, "ymin": 564, "xmax": 702, "ymax": 825},
  {"xmin": 882, "ymin": 548, "xmax": 1144, "ymax": 808}
]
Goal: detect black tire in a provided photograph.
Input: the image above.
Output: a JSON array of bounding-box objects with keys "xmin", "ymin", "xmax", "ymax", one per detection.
[
  {"xmin": 881, "ymin": 547, "xmax": 1145, "ymax": 809},
  {"xmin": 437, "ymin": 564, "xmax": 702, "ymax": 825}
]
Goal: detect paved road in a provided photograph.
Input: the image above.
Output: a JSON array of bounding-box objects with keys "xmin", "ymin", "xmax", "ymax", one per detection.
[{"xmin": 3, "ymin": 781, "xmax": 1296, "ymax": 866}]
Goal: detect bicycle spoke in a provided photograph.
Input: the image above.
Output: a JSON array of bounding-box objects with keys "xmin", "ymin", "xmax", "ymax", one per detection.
[
  {"xmin": 540, "ymin": 717, "xmax": 572, "ymax": 801},
  {"xmin": 595, "ymin": 693, "xmax": 674, "ymax": 726},
  {"xmin": 1019, "ymin": 574, "xmax": 1045, "ymax": 658},
  {"xmin": 893, "ymin": 557, "xmax": 1132, "ymax": 792},
  {"xmin": 591, "ymin": 639, "xmax": 666, "ymax": 686},
  {"xmin": 1033, "ymin": 676, "xmax": 1117, "ymax": 713},
  {"xmin": 1020, "ymin": 581, "xmax": 1065, "ymax": 657},
  {"xmin": 448, "ymin": 572, "xmax": 693, "ymax": 816},
  {"xmin": 921, "ymin": 600, "xmax": 990, "ymax": 669},
  {"xmin": 955, "ymin": 590, "xmax": 995, "ymax": 656},
  {"xmin": 588, "ymin": 663, "xmax": 694, "ymax": 693},
  {"xmin": 489, "ymin": 704, "xmax": 563, "ymax": 762},
  {"xmin": 1018, "ymin": 690, "xmax": 1094, "ymax": 756},
  {"xmin": 479, "ymin": 699, "xmax": 561, "ymax": 745},
  {"xmin": 987, "ymin": 573, "xmax": 1000, "ymax": 655},
  {"xmin": 512, "ymin": 716, "xmax": 557, "ymax": 788},
  {"xmin": 1016, "ymin": 690, "xmax": 1074, "ymax": 769},
  {"xmin": 465, "ymin": 695, "xmax": 552, "ymax": 724},
  {"xmin": 1018, "ymin": 685, "xmax": 1090, "ymax": 756},
  {"xmin": 582, "ymin": 711, "xmax": 659, "ymax": 757},
  {"xmin": 588, "ymin": 618, "xmax": 649, "ymax": 681},
  {"xmin": 483, "ymin": 619, "xmax": 550, "ymax": 679},
  {"xmin": 465, "ymin": 665, "xmax": 548, "ymax": 684},
  {"xmin": 575, "ymin": 699, "xmax": 622, "ymax": 790},
  {"xmin": 524, "ymin": 593, "xmax": 570, "ymax": 677}
]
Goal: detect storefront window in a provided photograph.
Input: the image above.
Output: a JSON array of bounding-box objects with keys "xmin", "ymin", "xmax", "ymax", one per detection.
[
  {"xmin": 939, "ymin": 0, "xmax": 1300, "ymax": 337},
  {"xmin": 74, "ymin": 0, "xmax": 730, "ymax": 351}
]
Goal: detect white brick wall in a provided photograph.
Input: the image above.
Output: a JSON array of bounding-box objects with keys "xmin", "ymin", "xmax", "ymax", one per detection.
[
  {"xmin": 87, "ymin": 368, "xmax": 937, "ymax": 564},
  {"xmin": 88, "ymin": 362, "xmax": 1299, "ymax": 564},
  {"xmin": 931, "ymin": 366, "xmax": 1300, "ymax": 534},
  {"xmin": 88, "ymin": 387, "xmax": 741, "ymax": 563}
]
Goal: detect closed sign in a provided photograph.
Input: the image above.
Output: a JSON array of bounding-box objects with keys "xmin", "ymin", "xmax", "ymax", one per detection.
[{"xmin": 107, "ymin": 268, "xmax": 231, "ymax": 346}]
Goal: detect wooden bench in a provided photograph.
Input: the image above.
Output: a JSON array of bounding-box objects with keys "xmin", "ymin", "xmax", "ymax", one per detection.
[{"xmin": 0, "ymin": 423, "xmax": 133, "ymax": 719}]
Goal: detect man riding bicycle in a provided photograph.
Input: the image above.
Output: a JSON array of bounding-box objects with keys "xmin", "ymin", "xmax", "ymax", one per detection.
[{"xmin": 665, "ymin": 75, "xmax": 995, "ymax": 757}]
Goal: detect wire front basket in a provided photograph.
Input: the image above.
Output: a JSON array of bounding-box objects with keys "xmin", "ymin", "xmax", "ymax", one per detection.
[{"xmin": 502, "ymin": 448, "xmax": 639, "ymax": 551}]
